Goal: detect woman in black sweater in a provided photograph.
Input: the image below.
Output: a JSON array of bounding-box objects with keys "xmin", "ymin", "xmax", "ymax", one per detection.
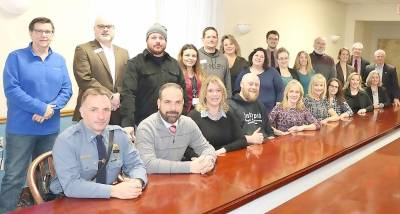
[
  {"xmin": 343, "ymin": 73, "xmax": 373, "ymax": 115},
  {"xmin": 188, "ymin": 75, "xmax": 247, "ymax": 155}
]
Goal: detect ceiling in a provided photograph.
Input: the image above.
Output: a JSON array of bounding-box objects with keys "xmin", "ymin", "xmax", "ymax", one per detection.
[{"xmin": 336, "ymin": 0, "xmax": 399, "ymax": 4}]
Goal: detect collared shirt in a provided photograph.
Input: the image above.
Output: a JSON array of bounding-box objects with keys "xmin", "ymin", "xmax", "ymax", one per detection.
[
  {"xmin": 100, "ymin": 43, "xmax": 116, "ymax": 85},
  {"xmin": 375, "ymin": 64, "xmax": 384, "ymax": 83},
  {"xmin": 50, "ymin": 121, "xmax": 147, "ymax": 198},
  {"xmin": 200, "ymin": 109, "xmax": 227, "ymax": 121},
  {"xmin": 160, "ymin": 115, "xmax": 178, "ymax": 129},
  {"xmin": 3, "ymin": 43, "xmax": 72, "ymax": 135}
]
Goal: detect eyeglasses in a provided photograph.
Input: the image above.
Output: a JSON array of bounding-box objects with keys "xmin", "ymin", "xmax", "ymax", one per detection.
[
  {"xmin": 96, "ymin": 24, "xmax": 114, "ymax": 30},
  {"xmin": 33, "ymin": 29, "xmax": 53, "ymax": 35}
]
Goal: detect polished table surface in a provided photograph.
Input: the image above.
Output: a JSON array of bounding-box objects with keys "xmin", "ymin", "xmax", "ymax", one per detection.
[
  {"xmin": 13, "ymin": 108, "xmax": 400, "ymax": 214},
  {"xmin": 269, "ymin": 138, "xmax": 400, "ymax": 214}
]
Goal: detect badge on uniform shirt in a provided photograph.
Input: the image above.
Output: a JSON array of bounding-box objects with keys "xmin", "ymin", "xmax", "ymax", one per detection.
[
  {"xmin": 80, "ymin": 155, "xmax": 92, "ymax": 160},
  {"xmin": 112, "ymin": 144, "xmax": 120, "ymax": 159},
  {"xmin": 94, "ymin": 48, "xmax": 103, "ymax": 54},
  {"xmin": 112, "ymin": 144, "xmax": 120, "ymax": 153},
  {"xmin": 200, "ymin": 59, "xmax": 207, "ymax": 64}
]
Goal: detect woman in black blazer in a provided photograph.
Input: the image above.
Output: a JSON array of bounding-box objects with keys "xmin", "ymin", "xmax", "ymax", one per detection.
[
  {"xmin": 336, "ymin": 48, "xmax": 355, "ymax": 85},
  {"xmin": 365, "ymin": 70, "xmax": 391, "ymax": 108}
]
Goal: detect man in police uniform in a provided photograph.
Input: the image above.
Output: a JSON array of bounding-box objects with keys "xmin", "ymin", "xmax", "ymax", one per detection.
[{"xmin": 51, "ymin": 87, "xmax": 147, "ymax": 199}]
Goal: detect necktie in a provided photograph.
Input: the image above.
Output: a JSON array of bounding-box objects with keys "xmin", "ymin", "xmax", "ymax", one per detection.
[
  {"xmin": 95, "ymin": 135, "xmax": 107, "ymax": 184},
  {"xmin": 354, "ymin": 59, "xmax": 359, "ymax": 74},
  {"xmin": 270, "ymin": 51, "xmax": 275, "ymax": 68},
  {"xmin": 169, "ymin": 125, "xmax": 177, "ymax": 135}
]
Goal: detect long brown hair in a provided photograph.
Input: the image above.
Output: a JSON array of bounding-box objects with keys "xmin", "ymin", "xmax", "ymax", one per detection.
[
  {"xmin": 177, "ymin": 44, "xmax": 205, "ymax": 82},
  {"xmin": 327, "ymin": 78, "xmax": 345, "ymax": 105},
  {"xmin": 293, "ymin": 51, "xmax": 313, "ymax": 74}
]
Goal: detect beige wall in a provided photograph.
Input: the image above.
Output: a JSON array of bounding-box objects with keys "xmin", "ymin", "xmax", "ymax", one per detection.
[
  {"xmin": 344, "ymin": 2, "xmax": 399, "ymax": 60},
  {"xmin": 0, "ymin": 0, "xmax": 93, "ymax": 117},
  {"xmin": 219, "ymin": 0, "xmax": 346, "ymax": 63},
  {"xmin": 1, "ymin": 0, "xmax": 399, "ymax": 118}
]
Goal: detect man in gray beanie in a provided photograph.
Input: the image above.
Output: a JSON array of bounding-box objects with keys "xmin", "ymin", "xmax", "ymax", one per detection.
[{"xmin": 120, "ymin": 23, "xmax": 187, "ymax": 140}]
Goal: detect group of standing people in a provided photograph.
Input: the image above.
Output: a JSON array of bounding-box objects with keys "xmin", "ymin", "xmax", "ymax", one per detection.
[{"xmin": 1, "ymin": 15, "xmax": 399, "ymax": 213}]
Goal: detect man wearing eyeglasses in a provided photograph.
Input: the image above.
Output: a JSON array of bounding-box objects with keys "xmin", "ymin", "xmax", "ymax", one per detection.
[
  {"xmin": 1, "ymin": 17, "xmax": 72, "ymax": 213},
  {"xmin": 72, "ymin": 16, "xmax": 129, "ymax": 125}
]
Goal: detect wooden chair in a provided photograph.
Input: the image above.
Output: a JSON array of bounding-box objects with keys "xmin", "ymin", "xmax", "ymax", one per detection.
[{"xmin": 27, "ymin": 151, "xmax": 56, "ymax": 204}]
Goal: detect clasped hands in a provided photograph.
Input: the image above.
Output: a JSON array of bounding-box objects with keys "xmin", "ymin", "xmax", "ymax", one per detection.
[
  {"xmin": 111, "ymin": 178, "xmax": 143, "ymax": 199},
  {"xmin": 32, "ymin": 104, "xmax": 55, "ymax": 123},
  {"xmin": 190, "ymin": 155, "xmax": 215, "ymax": 174}
]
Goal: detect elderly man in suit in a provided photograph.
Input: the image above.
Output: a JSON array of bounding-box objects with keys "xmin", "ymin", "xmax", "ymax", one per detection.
[
  {"xmin": 73, "ymin": 16, "xmax": 129, "ymax": 125},
  {"xmin": 365, "ymin": 49, "xmax": 400, "ymax": 107},
  {"xmin": 348, "ymin": 42, "xmax": 370, "ymax": 83}
]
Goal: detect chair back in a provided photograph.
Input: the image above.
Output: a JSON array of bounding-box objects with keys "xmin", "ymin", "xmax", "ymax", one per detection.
[{"xmin": 27, "ymin": 151, "xmax": 56, "ymax": 204}]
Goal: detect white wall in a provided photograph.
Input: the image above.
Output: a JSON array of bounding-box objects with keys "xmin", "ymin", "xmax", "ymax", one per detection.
[
  {"xmin": 344, "ymin": 2, "xmax": 400, "ymax": 59},
  {"xmin": 0, "ymin": 0, "xmax": 216, "ymax": 118},
  {"xmin": 219, "ymin": 0, "xmax": 346, "ymax": 63}
]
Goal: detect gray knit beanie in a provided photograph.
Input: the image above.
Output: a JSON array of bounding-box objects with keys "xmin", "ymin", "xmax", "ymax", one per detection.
[{"xmin": 146, "ymin": 23, "xmax": 167, "ymax": 40}]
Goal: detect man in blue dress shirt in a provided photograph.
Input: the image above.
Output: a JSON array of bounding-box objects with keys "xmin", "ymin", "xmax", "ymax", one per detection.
[
  {"xmin": 0, "ymin": 17, "xmax": 72, "ymax": 213},
  {"xmin": 50, "ymin": 87, "xmax": 147, "ymax": 199}
]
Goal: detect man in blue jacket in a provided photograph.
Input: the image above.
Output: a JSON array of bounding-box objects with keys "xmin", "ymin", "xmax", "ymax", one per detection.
[{"xmin": 0, "ymin": 17, "xmax": 72, "ymax": 213}]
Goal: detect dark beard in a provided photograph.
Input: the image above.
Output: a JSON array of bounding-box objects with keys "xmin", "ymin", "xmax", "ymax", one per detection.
[{"xmin": 160, "ymin": 111, "xmax": 180, "ymax": 123}]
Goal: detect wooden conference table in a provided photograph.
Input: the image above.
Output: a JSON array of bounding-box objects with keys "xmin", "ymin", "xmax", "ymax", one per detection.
[
  {"xmin": 13, "ymin": 108, "xmax": 400, "ymax": 214},
  {"xmin": 269, "ymin": 138, "xmax": 400, "ymax": 213}
]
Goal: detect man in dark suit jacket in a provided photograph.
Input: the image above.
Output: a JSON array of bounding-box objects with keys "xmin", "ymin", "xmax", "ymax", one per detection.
[
  {"xmin": 348, "ymin": 42, "xmax": 370, "ymax": 83},
  {"xmin": 73, "ymin": 16, "xmax": 129, "ymax": 125},
  {"xmin": 365, "ymin": 49, "xmax": 400, "ymax": 107}
]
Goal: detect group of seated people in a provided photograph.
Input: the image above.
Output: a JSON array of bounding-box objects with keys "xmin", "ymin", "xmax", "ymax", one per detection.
[{"xmin": 49, "ymin": 68, "xmax": 392, "ymax": 200}]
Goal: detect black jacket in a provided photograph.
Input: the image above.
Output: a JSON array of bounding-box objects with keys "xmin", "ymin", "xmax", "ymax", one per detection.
[
  {"xmin": 229, "ymin": 93, "xmax": 274, "ymax": 138},
  {"xmin": 120, "ymin": 49, "xmax": 187, "ymax": 126},
  {"xmin": 365, "ymin": 63, "xmax": 400, "ymax": 102},
  {"xmin": 365, "ymin": 86, "xmax": 391, "ymax": 107},
  {"xmin": 348, "ymin": 56, "xmax": 370, "ymax": 82}
]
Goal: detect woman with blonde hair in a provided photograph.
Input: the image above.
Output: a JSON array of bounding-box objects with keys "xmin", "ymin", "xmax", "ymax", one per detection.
[
  {"xmin": 178, "ymin": 44, "xmax": 205, "ymax": 112},
  {"xmin": 188, "ymin": 75, "xmax": 247, "ymax": 155},
  {"xmin": 304, "ymin": 74, "xmax": 339, "ymax": 124},
  {"xmin": 365, "ymin": 70, "xmax": 390, "ymax": 108},
  {"xmin": 220, "ymin": 34, "xmax": 249, "ymax": 87},
  {"xmin": 293, "ymin": 51, "xmax": 315, "ymax": 95},
  {"xmin": 269, "ymin": 80, "xmax": 320, "ymax": 135},
  {"xmin": 344, "ymin": 72, "xmax": 373, "ymax": 114}
]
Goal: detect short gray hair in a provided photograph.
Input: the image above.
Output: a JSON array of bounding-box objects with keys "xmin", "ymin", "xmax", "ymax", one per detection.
[{"xmin": 352, "ymin": 42, "xmax": 363, "ymax": 50}]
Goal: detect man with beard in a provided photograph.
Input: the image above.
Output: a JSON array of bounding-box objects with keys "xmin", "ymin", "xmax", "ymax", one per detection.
[
  {"xmin": 309, "ymin": 37, "xmax": 336, "ymax": 81},
  {"xmin": 229, "ymin": 73, "xmax": 274, "ymax": 144},
  {"xmin": 73, "ymin": 16, "xmax": 129, "ymax": 125},
  {"xmin": 135, "ymin": 83, "xmax": 216, "ymax": 174},
  {"xmin": 120, "ymin": 23, "xmax": 187, "ymax": 141}
]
